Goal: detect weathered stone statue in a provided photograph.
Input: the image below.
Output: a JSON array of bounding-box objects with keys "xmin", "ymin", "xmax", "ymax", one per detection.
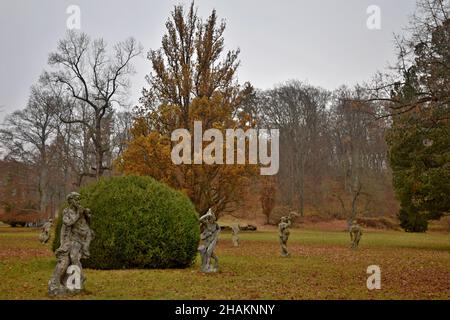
[
  {"xmin": 349, "ymin": 221, "xmax": 362, "ymax": 249},
  {"xmin": 278, "ymin": 212, "xmax": 298, "ymax": 257},
  {"xmin": 48, "ymin": 192, "xmax": 94, "ymax": 295},
  {"xmin": 278, "ymin": 216, "xmax": 292, "ymax": 257},
  {"xmin": 39, "ymin": 219, "xmax": 53, "ymax": 244},
  {"xmin": 231, "ymin": 224, "xmax": 240, "ymax": 247},
  {"xmin": 198, "ymin": 208, "xmax": 220, "ymax": 273}
]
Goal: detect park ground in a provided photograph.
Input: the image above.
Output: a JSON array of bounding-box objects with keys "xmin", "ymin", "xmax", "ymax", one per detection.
[{"xmin": 0, "ymin": 221, "xmax": 449, "ymax": 300}]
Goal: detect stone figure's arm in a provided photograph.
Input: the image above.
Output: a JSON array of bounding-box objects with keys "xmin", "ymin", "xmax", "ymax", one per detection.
[
  {"xmin": 83, "ymin": 207, "xmax": 92, "ymax": 224},
  {"xmin": 81, "ymin": 207, "xmax": 90, "ymax": 216},
  {"xmin": 63, "ymin": 209, "xmax": 80, "ymax": 226},
  {"xmin": 76, "ymin": 205, "xmax": 90, "ymax": 218}
]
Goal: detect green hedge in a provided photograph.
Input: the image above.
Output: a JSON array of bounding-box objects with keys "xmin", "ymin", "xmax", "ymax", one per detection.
[{"xmin": 53, "ymin": 175, "xmax": 200, "ymax": 269}]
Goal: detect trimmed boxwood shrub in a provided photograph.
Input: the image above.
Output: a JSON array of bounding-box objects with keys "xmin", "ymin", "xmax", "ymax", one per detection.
[{"xmin": 53, "ymin": 175, "xmax": 200, "ymax": 269}]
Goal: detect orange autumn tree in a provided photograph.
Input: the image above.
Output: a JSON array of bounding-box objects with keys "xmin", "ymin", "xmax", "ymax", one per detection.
[{"xmin": 117, "ymin": 2, "xmax": 258, "ymax": 217}]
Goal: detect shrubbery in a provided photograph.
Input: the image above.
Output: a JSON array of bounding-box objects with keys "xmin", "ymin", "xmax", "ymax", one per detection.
[
  {"xmin": 53, "ymin": 175, "xmax": 200, "ymax": 269},
  {"xmin": 398, "ymin": 208, "xmax": 428, "ymax": 233}
]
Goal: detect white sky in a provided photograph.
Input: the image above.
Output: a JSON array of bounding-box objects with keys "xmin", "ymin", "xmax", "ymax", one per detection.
[{"xmin": 0, "ymin": 0, "xmax": 417, "ymax": 121}]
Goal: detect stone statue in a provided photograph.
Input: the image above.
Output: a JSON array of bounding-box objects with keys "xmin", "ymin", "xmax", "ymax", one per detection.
[
  {"xmin": 198, "ymin": 208, "xmax": 220, "ymax": 273},
  {"xmin": 39, "ymin": 219, "xmax": 53, "ymax": 244},
  {"xmin": 48, "ymin": 192, "xmax": 94, "ymax": 295},
  {"xmin": 349, "ymin": 221, "xmax": 362, "ymax": 249},
  {"xmin": 231, "ymin": 224, "xmax": 240, "ymax": 247},
  {"xmin": 278, "ymin": 212, "xmax": 298, "ymax": 257}
]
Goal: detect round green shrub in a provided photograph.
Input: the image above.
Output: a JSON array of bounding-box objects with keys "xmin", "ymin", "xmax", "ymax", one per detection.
[{"xmin": 53, "ymin": 175, "xmax": 200, "ymax": 269}]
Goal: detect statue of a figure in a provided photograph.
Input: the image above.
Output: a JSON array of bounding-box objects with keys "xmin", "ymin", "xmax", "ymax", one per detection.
[
  {"xmin": 39, "ymin": 219, "xmax": 53, "ymax": 244},
  {"xmin": 198, "ymin": 208, "xmax": 220, "ymax": 273},
  {"xmin": 48, "ymin": 192, "xmax": 94, "ymax": 295},
  {"xmin": 349, "ymin": 221, "xmax": 362, "ymax": 249},
  {"xmin": 231, "ymin": 224, "xmax": 240, "ymax": 247},
  {"xmin": 278, "ymin": 212, "xmax": 298, "ymax": 257}
]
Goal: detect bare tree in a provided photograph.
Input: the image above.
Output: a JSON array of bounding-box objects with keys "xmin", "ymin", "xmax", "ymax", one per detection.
[
  {"xmin": 52, "ymin": 99, "xmax": 96, "ymax": 187},
  {"xmin": 111, "ymin": 110, "xmax": 134, "ymax": 159},
  {"xmin": 331, "ymin": 86, "xmax": 391, "ymax": 223},
  {"xmin": 255, "ymin": 81, "xmax": 395, "ymax": 219},
  {"xmin": 365, "ymin": 0, "xmax": 449, "ymax": 118},
  {"xmin": 259, "ymin": 80, "xmax": 329, "ymax": 216},
  {"xmin": 0, "ymin": 81, "xmax": 59, "ymax": 213},
  {"xmin": 45, "ymin": 30, "xmax": 142, "ymax": 180}
]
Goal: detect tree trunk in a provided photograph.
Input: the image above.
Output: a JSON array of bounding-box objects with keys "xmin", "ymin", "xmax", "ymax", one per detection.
[{"xmin": 94, "ymin": 119, "xmax": 103, "ymax": 180}]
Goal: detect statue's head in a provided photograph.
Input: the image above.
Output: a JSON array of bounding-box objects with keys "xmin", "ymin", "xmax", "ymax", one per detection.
[
  {"xmin": 67, "ymin": 192, "xmax": 81, "ymax": 206},
  {"xmin": 199, "ymin": 208, "xmax": 216, "ymax": 223}
]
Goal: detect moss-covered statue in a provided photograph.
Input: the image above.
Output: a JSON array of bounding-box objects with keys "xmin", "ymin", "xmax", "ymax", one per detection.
[
  {"xmin": 48, "ymin": 192, "xmax": 94, "ymax": 295},
  {"xmin": 279, "ymin": 212, "xmax": 298, "ymax": 257},
  {"xmin": 39, "ymin": 219, "xmax": 53, "ymax": 244},
  {"xmin": 198, "ymin": 208, "xmax": 220, "ymax": 273},
  {"xmin": 349, "ymin": 221, "xmax": 362, "ymax": 249}
]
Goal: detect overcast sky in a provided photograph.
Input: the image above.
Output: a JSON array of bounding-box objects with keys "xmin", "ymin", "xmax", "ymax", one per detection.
[{"xmin": 0, "ymin": 0, "xmax": 417, "ymax": 121}]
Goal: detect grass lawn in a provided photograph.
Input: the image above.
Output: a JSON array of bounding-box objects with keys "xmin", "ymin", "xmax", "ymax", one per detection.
[{"xmin": 0, "ymin": 226, "xmax": 449, "ymax": 300}]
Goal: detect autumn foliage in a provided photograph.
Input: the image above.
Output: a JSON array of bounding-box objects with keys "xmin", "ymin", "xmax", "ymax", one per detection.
[{"xmin": 117, "ymin": 3, "xmax": 258, "ymax": 216}]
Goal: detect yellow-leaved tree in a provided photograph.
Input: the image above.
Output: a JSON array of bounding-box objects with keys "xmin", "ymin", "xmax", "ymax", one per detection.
[{"xmin": 117, "ymin": 2, "xmax": 258, "ymax": 217}]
